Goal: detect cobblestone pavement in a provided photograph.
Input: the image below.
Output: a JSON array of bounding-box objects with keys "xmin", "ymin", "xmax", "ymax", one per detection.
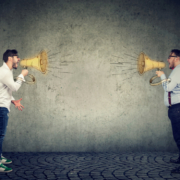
[{"xmin": 1, "ymin": 152, "xmax": 180, "ymax": 180}]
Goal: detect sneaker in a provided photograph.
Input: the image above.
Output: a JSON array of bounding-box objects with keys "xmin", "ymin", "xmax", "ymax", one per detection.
[
  {"xmin": 171, "ymin": 167, "xmax": 180, "ymax": 174},
  {"xmin": 0, "ymin": 163, "xmax": 12, "ymax": 173},
  {"xmin": 170, "ymin": 157, "xmax": 180, "ymax": 164},
  {"xmin": 1, "ymin": 155, "xmax": 12, "ymax": 164}
]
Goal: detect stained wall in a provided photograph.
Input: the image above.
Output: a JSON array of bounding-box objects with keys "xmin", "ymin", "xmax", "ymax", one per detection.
[{"xmin": 0, "ymin": 0, "xmax": 180, "ymax": 152}]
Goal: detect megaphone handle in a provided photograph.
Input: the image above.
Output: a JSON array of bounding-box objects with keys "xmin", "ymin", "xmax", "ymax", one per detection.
[
  {"xmin": 149, "ymin": 75, "xmax": 161, "ymax": 86},
  {"xmin": 25, "ymin": 74, "xmax": 36, "ymax": 84}
]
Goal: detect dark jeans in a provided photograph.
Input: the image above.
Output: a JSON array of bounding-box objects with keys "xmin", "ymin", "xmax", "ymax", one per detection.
[
  {"xmin": 168, "ymin": 103, "xmax": 180, "ymax": 155},
  {"xmin": 0, "ymin": 107, "xmax": 9, "ymax": 159}
]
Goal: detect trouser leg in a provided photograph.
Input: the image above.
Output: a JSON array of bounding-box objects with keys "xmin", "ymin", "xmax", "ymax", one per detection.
[
  {"xmin": 168, "ymin": 106, "xmax": 180, "ymax": 156},
  {"xmin": 171, "ymin": 122, "xmax": 180, "ymax": 154},
  {"xmin": 0, "ymin": 108, "xmax": 9, "ymax": 163}
]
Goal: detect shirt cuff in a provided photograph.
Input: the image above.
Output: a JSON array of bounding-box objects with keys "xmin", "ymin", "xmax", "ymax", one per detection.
[
  {"xmin": 160, "ymin": 74, "xmax": 166, "ymax": 80},
  {"xmin": 18, "ymin": 74, "xmax": 25, "ymax": 82}
]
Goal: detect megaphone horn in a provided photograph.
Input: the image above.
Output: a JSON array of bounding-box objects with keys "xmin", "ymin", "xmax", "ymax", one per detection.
[
  {"xmin": 20, "ymin": 50, "xmax": 48, "ymax": 74},
  {"xmin": 137, "ymin": 52, "xmax": 166, "ymax": 86},
  {"xmin": 16, "ymin": 50, "xmax": 48, "ymax": 84}
]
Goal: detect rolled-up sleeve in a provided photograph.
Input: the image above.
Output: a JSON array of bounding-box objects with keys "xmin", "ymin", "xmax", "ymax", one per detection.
[
  {"xmin": 1, "ymin": 71, "xmax": 24, "ymax": 92},
  {"xmin": 161, "ymin": 73, "xmax": 178, "ymax": 92}
]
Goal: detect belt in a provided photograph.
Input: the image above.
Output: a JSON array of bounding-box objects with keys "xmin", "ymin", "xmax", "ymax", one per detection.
[{"xmin": 169, "ymin": 103, "xmax": 180, "ymax": 108}]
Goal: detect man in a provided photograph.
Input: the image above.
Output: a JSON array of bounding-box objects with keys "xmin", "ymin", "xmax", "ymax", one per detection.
[
  {"xmin": 156, "ymin": 49, "xmax": 180, "ymax": 174},
  {"xmin": 0, "ymin": 49, "xmax": 28, "ymax": 173}
]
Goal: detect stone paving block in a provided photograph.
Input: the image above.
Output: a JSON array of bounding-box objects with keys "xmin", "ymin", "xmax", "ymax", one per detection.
[
  {"xmin": 0, "ymin": 175, "xmax": 8, "ymax": 180},
  {"xmin": 103, "ymin": 178, "xmax": 118, "ymax": 180},
  {"xmin": 1, "ymin": 152, "xmax": 180, "ymax": 180},
  {"xmin": 172, "ymin": 174, "xmax": 180, "ymax": 179}
]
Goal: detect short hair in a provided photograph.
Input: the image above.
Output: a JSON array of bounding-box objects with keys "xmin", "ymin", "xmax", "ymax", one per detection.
[
  {"xmin": 171, "ymin": 49, "xmax": 180, "ymax": 57},
  {"xmin": 3, "ymin": 49, "xmax": 18, "ymax": 63}
]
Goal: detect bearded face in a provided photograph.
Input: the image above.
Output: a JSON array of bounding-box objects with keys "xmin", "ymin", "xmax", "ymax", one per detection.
[
  {"xmin": 168, "ymin": 53, "xmax": 177, "ymax": 69},
  {"xmin": 12, "ymin": 56, "xmax": 20, "ymax": 69}
]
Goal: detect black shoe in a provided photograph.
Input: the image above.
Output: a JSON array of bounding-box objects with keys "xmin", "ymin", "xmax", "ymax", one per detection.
[
  {"xmin": 170, "ymin": 158, "xmax": 180, "ymax": 164},
  {"xmin": 171, "ymin": 167, "xmax": 180, "ymax": 174}
]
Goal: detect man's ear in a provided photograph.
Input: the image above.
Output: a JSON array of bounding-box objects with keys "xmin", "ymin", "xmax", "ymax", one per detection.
[{"xmin": 8, "ymin": 56, "xmax": 12, "ymax": 62}]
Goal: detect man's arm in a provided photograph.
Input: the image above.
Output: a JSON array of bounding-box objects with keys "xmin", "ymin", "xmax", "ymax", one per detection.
[
  {"xmin": 156, "ymin": 71, "xmax": 177, "ymax": 92},
  {"xmin": 1, "ymin": 69, "xmax": 28, "ymax": 92},
  {"xmin": 1, "ymin": 72, "xmax": 23, "ymax": 92}
]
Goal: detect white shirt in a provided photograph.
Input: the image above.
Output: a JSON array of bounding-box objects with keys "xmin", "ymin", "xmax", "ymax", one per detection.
[
  {"xmin": 160, "ymin": 64, "xmax": 180, "ymax": 107},
  {"xmin": 0, "ymin": 63, "xmax": 25, "ymax": 111}
]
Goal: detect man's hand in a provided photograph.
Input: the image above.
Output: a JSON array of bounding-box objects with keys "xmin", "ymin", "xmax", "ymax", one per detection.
[
  {"xmin": 21, "ymin": 69, "xmax": 28, "ymax": 77},
  {"xmin": 156, "ymin": 71, "xmax": 164, "ymax": 77},
  {"xmin": 11, "ymin": 98, "xmax": 24, "ymax": 111}
]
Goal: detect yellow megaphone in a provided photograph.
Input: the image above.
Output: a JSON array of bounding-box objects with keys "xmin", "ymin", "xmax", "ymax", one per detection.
[
  {"xmin": 20, "ymin": 50, "xmax": 48, "ymax": 73},
  {"xmin": 17, "ymin": 50, "xmax": 48, "ymax": 84},
  {"xmin": 137, "ymin": 52, "xmax": 167, "ymax": 86}
]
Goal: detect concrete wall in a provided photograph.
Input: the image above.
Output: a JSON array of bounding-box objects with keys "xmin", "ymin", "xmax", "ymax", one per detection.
[{"xmin": 0, "ymin": 0, "xmax": 180, "ymax": 152}]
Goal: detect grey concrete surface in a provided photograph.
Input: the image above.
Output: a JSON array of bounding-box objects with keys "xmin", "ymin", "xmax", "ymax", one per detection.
[
  {"xmin": 1, "ymin": 152, "xmax": 180, "ymax": 180},
  {"xmin": 0, "ymin": 0, "xmax": 180, "ymax": 152}
]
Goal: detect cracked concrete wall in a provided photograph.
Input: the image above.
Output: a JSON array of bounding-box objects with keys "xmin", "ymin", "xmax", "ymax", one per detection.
[{"xmin": 0, "ymin": 0, "xmax": 180, "ymax": 152}]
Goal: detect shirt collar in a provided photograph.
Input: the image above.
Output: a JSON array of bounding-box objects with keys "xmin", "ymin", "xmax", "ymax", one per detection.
[
  {"xmin": 3, "ymin": 62, "xmax": 13, "ymax": 71},
  {"xmin": 173, "ymin": 64, "xmax": 180, "ymax": 70}
]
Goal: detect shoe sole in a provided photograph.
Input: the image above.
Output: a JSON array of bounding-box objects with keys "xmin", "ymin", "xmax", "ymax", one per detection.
[
  {"xmin": 0, "ymin": 169, "xmax": 13, "ymax": 173},
  {"xmin": 1, "ymin": 162, "xmax": 12, "ymax": 164}
]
